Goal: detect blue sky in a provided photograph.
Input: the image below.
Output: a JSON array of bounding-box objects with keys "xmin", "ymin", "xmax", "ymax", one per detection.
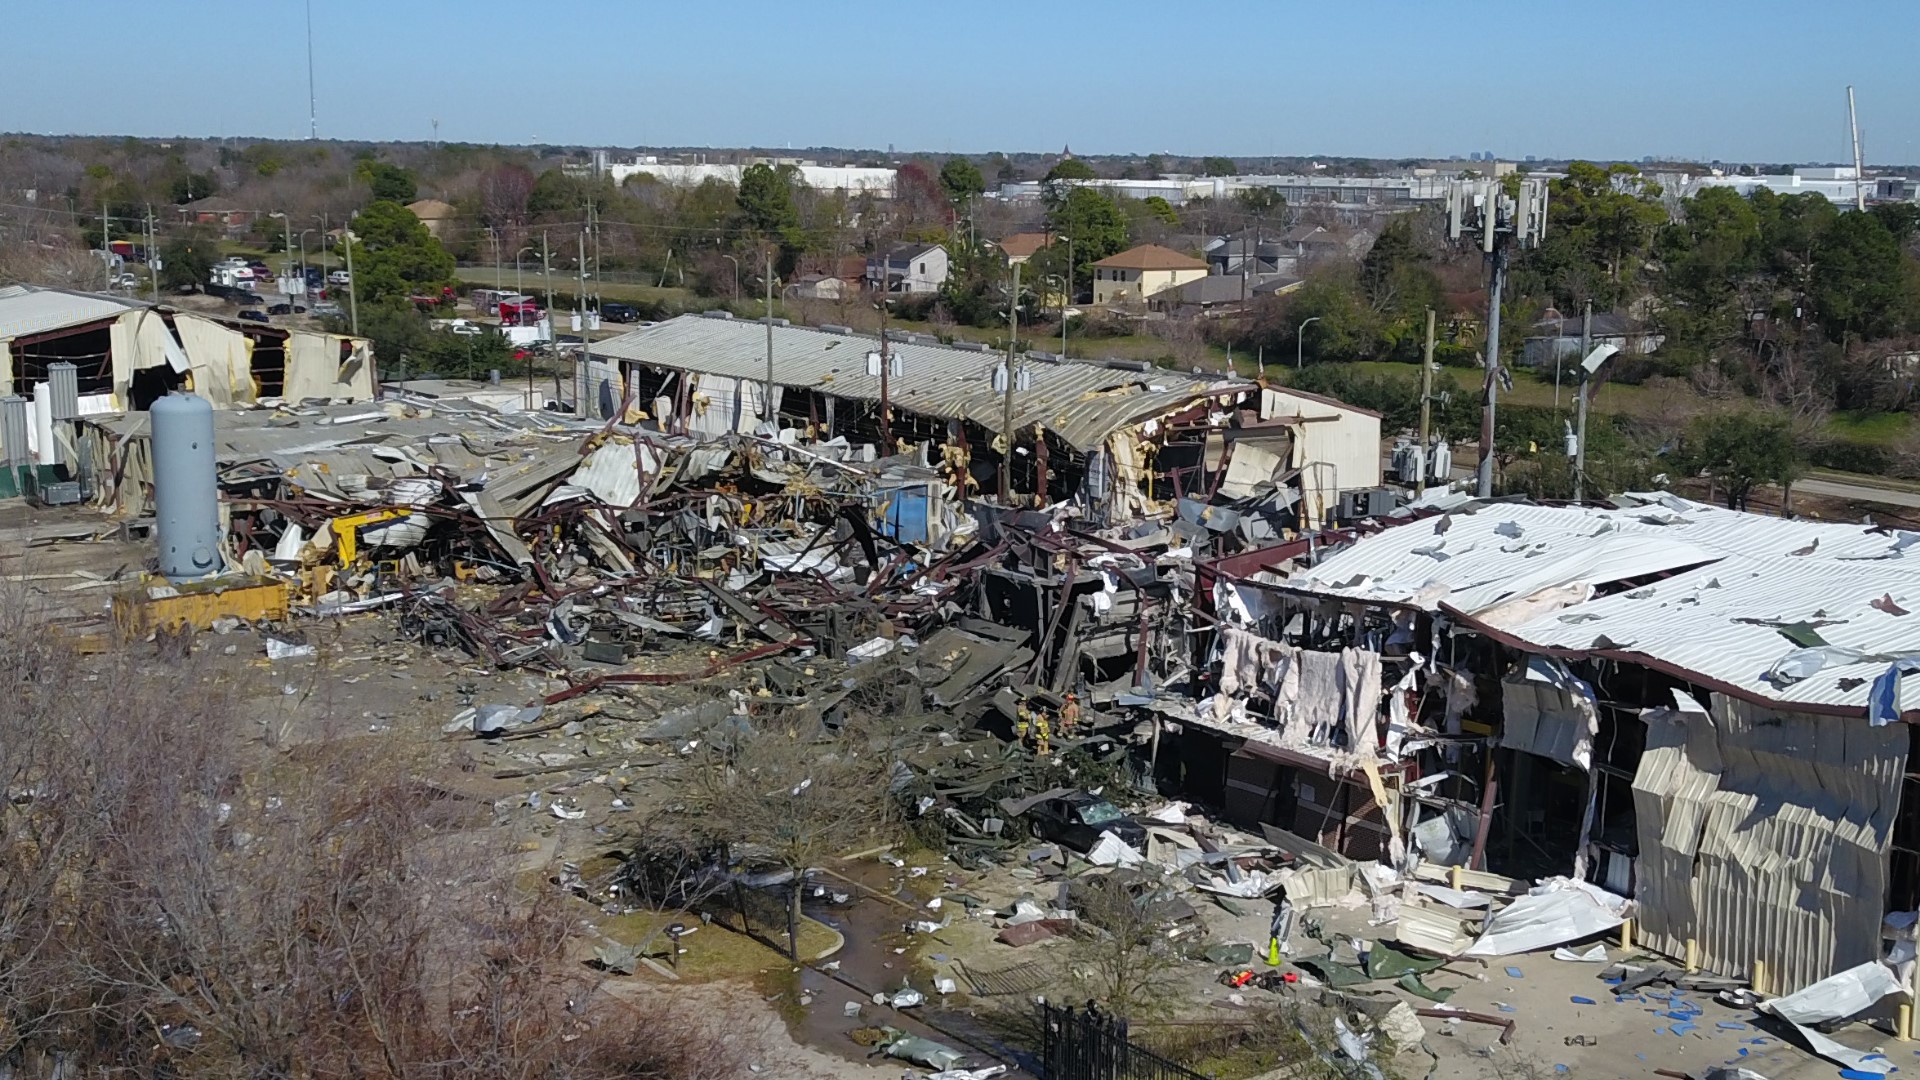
[{"xmin": 8, "ymin": 1, "xmax": 1917, "ymax": 164}]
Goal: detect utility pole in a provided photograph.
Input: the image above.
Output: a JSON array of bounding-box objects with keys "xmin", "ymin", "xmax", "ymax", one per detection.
[
  {"xmin": 541, "ymin": 230, "xmax": 553, "ymax": 313},
  {"xmin": 1848, "ymin": 85, "xmax": 1866, "ymax": 213},
  {"xmin": 877, "ymin": 299, "xmax": 893, "ymax": 452},
  {"xmin": 1477, "ymin": 241, "xmax": 1507, "ymax": 498},
  {"xmin": 1570, "ymin": 299, "xmax": 1590, "ymax": 415},
  {"xmin": 763, "ymin": 251, "xmax": 775, "ymax": 422},
  {"xmin": 577, "ymin": 230, "xmax": 591, "ymax": 414},
  {"xmin": 1418, "ymin": 308, "xmax": 1435, "ymax": 496},
  {"xmin": 998, "ymin": 260, "xmax": 1021, "ymax": 503},
  {"xmin": 146, "ymin": 207, "xmax": 160, "ymax": 303},
  {"xmin": 343, "ymin": 224, "xmax": 358, "ymax": 334},
  {"xmin": 487, "ymin": 228, "xmax": 501, "ymax": 291}
]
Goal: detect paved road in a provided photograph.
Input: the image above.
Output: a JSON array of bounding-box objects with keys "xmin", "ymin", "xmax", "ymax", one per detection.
[{"xmin": 1789, "ymin": 476, "xmax": 1920, "ymax": 510}]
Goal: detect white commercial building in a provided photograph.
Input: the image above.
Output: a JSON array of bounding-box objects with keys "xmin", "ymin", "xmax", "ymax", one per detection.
[{"xmin": 598, "ymin": 156, "xmax": 896, "ymax": 198}]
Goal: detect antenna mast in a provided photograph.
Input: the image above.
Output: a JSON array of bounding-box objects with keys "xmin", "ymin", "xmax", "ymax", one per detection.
[{"xmin": 1847, "ymin": 85, "xmax": 1865, "ymax": 212}]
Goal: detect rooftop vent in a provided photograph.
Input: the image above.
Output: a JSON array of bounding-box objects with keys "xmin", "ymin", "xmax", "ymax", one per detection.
[
  {"xmin": 952, "ymin": 341, "xmax": 990, "ymax": 353},
  {"xmin": 1101, "ymin": 358, "xmax": 1152, "ymax": 372},
  {"xmin": 701, "ymin": 309, "xmax": 734, "ymax": 319},
  {"xmin": 818, "ymin": 324, "xmax": 852, "ymax": 335}
]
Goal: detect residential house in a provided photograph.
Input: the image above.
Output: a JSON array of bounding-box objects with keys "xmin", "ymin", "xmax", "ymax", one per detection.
[
  {"xmin": 997, "ymin": 232, "xmax": 1054, "ymax": 265},
  {"xmin": 788, "ymin": 255, "xmax": 867, "ymax": 301},
  {"xmin": 1275, "ymin": 224, "xmax": 1375, "ymax": 262},
  {"xmin": 1521, "ymin": 310, "xmax": 1665, "ymax": 368},
  {"xmin": 1091, "ymin": 244, "xmax": 1208, "ymax": 306},
  {"xmin": 405, "ymin": 199, "xmax": 456, "ymax": 239},
  {"xmin": 865, "ymin": 243, "xmax": 949, "ymax": 294},
  {"xmin": 1150, "ymin": 273, "xmax": 1303, "ymax": 318},
  {"xmin": 1206, "ymin": 229, "xmax": 1299, "ymax": 278}
]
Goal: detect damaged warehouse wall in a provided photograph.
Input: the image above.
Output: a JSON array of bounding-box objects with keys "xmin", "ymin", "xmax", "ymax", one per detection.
[
  {"xmin": 1633, "ymin": 695, "xmax": 1907, "ymax": 995},
  {"xmin": 1192, "ymin": 492, "xmax": 1920, "ymax": 994}
]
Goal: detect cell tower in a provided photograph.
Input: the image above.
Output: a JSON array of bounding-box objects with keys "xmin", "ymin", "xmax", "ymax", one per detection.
[{"xmin": 1447, "ymin": 174, "xmax": 1550, "ymax": 497}]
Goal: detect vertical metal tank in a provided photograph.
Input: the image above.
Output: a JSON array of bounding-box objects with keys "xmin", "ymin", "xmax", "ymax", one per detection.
[{"xmin": 149, "ymin": 393, "xmax": 221, "ymax": 580}]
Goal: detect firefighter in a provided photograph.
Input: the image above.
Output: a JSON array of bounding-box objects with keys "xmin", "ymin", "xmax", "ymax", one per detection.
[
  {"xmin": 1060, "ymin": 693, "xmax": 1081, "ymax": 737},
  {"xmin": 1033, "ymin": 712, "xmax": 1052, "ymax": 756}
]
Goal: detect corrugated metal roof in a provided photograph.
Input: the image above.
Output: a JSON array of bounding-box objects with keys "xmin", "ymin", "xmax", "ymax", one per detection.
[
  {"xmin": 592, "ymin": 315, "xmax": 1251, "ymax": 450},
  {"xmin": 0, "ymin": 284, "xmax": 145, "ymax": 341},
  {"xmin": 1280, "ymin": 493, "xmax": 1920, "ymax": 713}
]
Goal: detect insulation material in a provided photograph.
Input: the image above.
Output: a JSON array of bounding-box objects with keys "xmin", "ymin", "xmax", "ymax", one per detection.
[
  {"xmin": 1500, "ymin": 659, "xmax": 1600, "ymax": 770},
  {"xmin": 1462, "ymin": 878, "xmax": 1627, "ymax": 957},
  {"xmin": 108, "ymin": 309, "xmax": 187, "ymax": 406},
  {"xmin": 174, "ymin": 315, "xmax": 256, "ymax": 407},
  {"xmin": 1761, "ymin": 961, "xmax": 1902, "ymax": 1074},
  {"xmin": 1218, "ymin": 440, "xmax": 1284, "ymax": 500},
  {"xmin": 1631, "ymin": 697, "xmax": 1907, "ymax": 994},
  {"xmin": 1104, "ymin": 431, "xmax": 1153, "ymax": 520},
  {"xmin": 284, "ymin": 331, "xmax": 374, "ymax": 402}
]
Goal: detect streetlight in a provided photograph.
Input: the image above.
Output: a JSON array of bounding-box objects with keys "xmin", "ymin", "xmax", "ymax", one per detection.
[
  {"xmin": 268, "ymin": 211, "xmax": 293, "ymax": 287},
  {"xmin": 483, "ymin": 228, "xmax": 501, "ymax": 291},
  {"xmin": 515, "ymin": 246, "xmax": 538, "ymax": 297},
  {"xmin": 1045, "ymin": 274, "xmax": 1069, "ymax": 358},
  {"xmin": 1296, "ymin": 316, "xmax": 1322, "ymax": 369},
  {"xmin": 722, "ymin": 254, "xmax": 740, "ymax": 301},
  {"xmin": 298, "ymin": 229, "xmax": 318, "ymax": 294}
]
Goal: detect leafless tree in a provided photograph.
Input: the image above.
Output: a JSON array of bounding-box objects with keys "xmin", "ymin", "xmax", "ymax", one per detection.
[
  {"xmin": 672, "ymin": 712, "xmax": 896, "ymax": 958},
  {"xmin": 1064, "ymin": 871, "xmax": 1200, "ymax": 1020}
]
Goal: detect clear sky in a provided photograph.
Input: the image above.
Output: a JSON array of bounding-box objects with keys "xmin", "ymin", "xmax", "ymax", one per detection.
[{"xmin": 8, "ymin": 0, "xmax": 1917, "ymax": 164}]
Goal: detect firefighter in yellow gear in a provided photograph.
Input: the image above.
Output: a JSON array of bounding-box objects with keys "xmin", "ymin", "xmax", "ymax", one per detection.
[
  {"xmin": 1033, "ymin": 713, "xmax": 1052, "ymax": 756},
  {"xmin": 1015, "ymin": 704, "xmax": 1032, "ymax": 745},
  {"xmin": 1060, "ymin": 693, "xmax": 1081, "ymax": 737}
]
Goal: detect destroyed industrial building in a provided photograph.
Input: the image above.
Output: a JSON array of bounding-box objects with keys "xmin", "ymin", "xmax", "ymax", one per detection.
[{"xmin": 21, "ymin": 295, "xmax": 1920, "ymax": 1077}]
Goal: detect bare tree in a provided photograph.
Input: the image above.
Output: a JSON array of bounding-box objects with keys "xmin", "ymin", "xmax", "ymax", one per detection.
[
  {"xmin": 1064, "ymin": 872, "xmax": 1201, "ymax": 1020},
  {"xmin": 673, "ymin": 713, "xmax": 896, "ymax": 958}
]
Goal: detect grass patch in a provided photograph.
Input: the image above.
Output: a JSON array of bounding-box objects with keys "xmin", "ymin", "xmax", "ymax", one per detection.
[
  {"xmin": 597, "ymin": 908, "xmax": 842, "ymax": 981},
  {"xmin": 454, "ymin": 268, "xmax": 696, "ymax": 308},
  {"xmin": 1827, "ymin": 410, "xmax": 1913, "ymax": 446}
]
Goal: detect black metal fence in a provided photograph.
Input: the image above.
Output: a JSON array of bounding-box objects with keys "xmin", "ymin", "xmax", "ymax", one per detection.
[{"xmin": 1038, "ymin": 1003, "xmax": 1211, "ymax": 1080}]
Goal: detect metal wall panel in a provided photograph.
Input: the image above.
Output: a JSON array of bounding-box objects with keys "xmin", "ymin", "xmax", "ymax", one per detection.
[{"xmin": 1631, "ymin": 697, "xmax": 1905, "ymax": 993}]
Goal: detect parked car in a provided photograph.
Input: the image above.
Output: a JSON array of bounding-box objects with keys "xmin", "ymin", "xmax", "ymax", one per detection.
[
  {"xmin": 600, "ymin": 301, "xmax": 641, "ymax": 323},
  {"xmin": 446, "ymin": 320, "xmax": 483, "ymax": 337},
  {"xmin": 310, "ymin": 302, "xmax": 343, "ymax": 318},
  {"xmin": 248, "ymin": 263, "xmax": 273, "ymax": 281},
  {"xmin": 112, "ymin": 272, "xmax": 138, "ymax": 289},
  {"xmin": 237, "ymin": 309, "xmax": 269, "ymax": 323},
  {"xmin": 327, "ymin": 270, "xmax": 351, "ymax": 285},
  {"xmin": 1022, "ymin": 792, "xmax": 1147, "ymax": 853},
  {"xmin": 236, "ymin": 292, "xmax": 264, "ymax": 307},
  {"xmin": 267, "ymin": 303, "xmax": 306, "ymax": 316}
]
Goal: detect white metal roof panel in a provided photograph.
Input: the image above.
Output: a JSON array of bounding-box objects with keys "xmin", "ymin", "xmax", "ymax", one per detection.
[
  {"xmin": 0, "ymin": 284, "xmax": 144, "ymax": 341},
  {"xmin": 592, "ymin": 315, "xmax": 1251, "ymax": 450}
]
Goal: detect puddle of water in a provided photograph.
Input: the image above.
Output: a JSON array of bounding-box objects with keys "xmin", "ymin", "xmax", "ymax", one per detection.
[{"xmin": 784, "ymin": 858, "xmax": 1039, "ymax": 1077}]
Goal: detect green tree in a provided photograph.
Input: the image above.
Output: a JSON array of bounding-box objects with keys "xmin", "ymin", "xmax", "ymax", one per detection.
[
  {"xmin": 1520, "ymin": 161, "xmax": 1667, "ymax": 309},
  {"xmin": 736, "ymin": 163, "xmax": 800, "ymax": 240},
  {"xmin": 1358, "ymin": 218, "xmax": 1445, "ymax": 359},
  {"xmin": 1811, "ymin": 210, "xmax": 1907, "ymax": 341},
  {"xmin": 1871, "ymin": 202, "xmax": 1920, "ymax": 246},
  {"xmin": 1140, "ymin": 196, "xmax": 1179, "ymax": 226},
  {"xmin": 167, "ymin": 171, "xmax": 218, "ymax": 205},
  {"xmin": 355, "ymin": 160, "xmax": 418, "ymax": 203},
  {"xmin": 1654, "ymin": 186, "xmax": 1761, "ymax": 364},
  {"xmin": 1047, "ymin": 187, "xmax": 1129, "ymax": 290},
  {"xmin": 1247, "ymin": 268, "xmax": 1378, "ymax": 363},
  {"xmin": 1236, "ymin": 187, "xmax": 1286, "ymax": 216},
  {"xmin": 1144, "ymin": 154, "xmax": 1165, "ymax": 177},
  {"xmin": 158, "ymin": 232, "xmax": 217, "ymax": 293},
  {"xmin": 938, "ymin": 157, "xmax": 985, "ymax": 205},
  {"xmin": 1676, "ymin": 410, "xmax": 1799, "ymax": 510},
  {"xmin": 1044, "ymin": 158, "xmax": 1096, "ymax": 183},
  {"xmin": 345, "ymin": 200, "xmax": 455, "ymax": 308},
  {"xmin": 1201, "ymin": 156, "xmax": 1237, "ymax": 177}
]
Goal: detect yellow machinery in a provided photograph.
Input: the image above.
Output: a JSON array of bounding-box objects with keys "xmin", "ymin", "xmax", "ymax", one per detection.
[{"xmin": 329, "ymin": 509, "xmax": 410, "ymax": 566}]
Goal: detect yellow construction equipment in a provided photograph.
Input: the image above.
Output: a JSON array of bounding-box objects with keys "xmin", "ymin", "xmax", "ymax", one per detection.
[{"xmin": 329, "ymin": 509, "xmax": 409, "ymax": 566}]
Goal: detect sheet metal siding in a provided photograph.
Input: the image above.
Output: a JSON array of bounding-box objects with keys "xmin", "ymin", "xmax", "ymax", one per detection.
[
  {"xmin": 1285, "ymin": 495, "xmax": 1920, "ymax": 712},
  {"xmin": 1267, "ymin": 389, "xmax": 1381, "ymax": 491},
  {"xmin": 0, "ymin": 284, "xmax": 143, "ymax": 341},
  {"xmin": 1631, "ymin": 699, "xmax": 1903, "ymax": 994},
  {"xmin": 593, "ymin": 316, "xmax": 1251, "ymax": 450}
]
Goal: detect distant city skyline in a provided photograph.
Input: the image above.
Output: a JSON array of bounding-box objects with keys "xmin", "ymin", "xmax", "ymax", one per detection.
[{"xmin": 6, "ymin": 0, "xmax": 1917, "ymax": 166}]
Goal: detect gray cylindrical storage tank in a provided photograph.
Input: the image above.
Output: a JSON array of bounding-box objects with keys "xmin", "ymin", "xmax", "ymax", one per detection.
[{"xmin": 150, "ymin": 393, "xmax": 221, "ymax": 581}]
